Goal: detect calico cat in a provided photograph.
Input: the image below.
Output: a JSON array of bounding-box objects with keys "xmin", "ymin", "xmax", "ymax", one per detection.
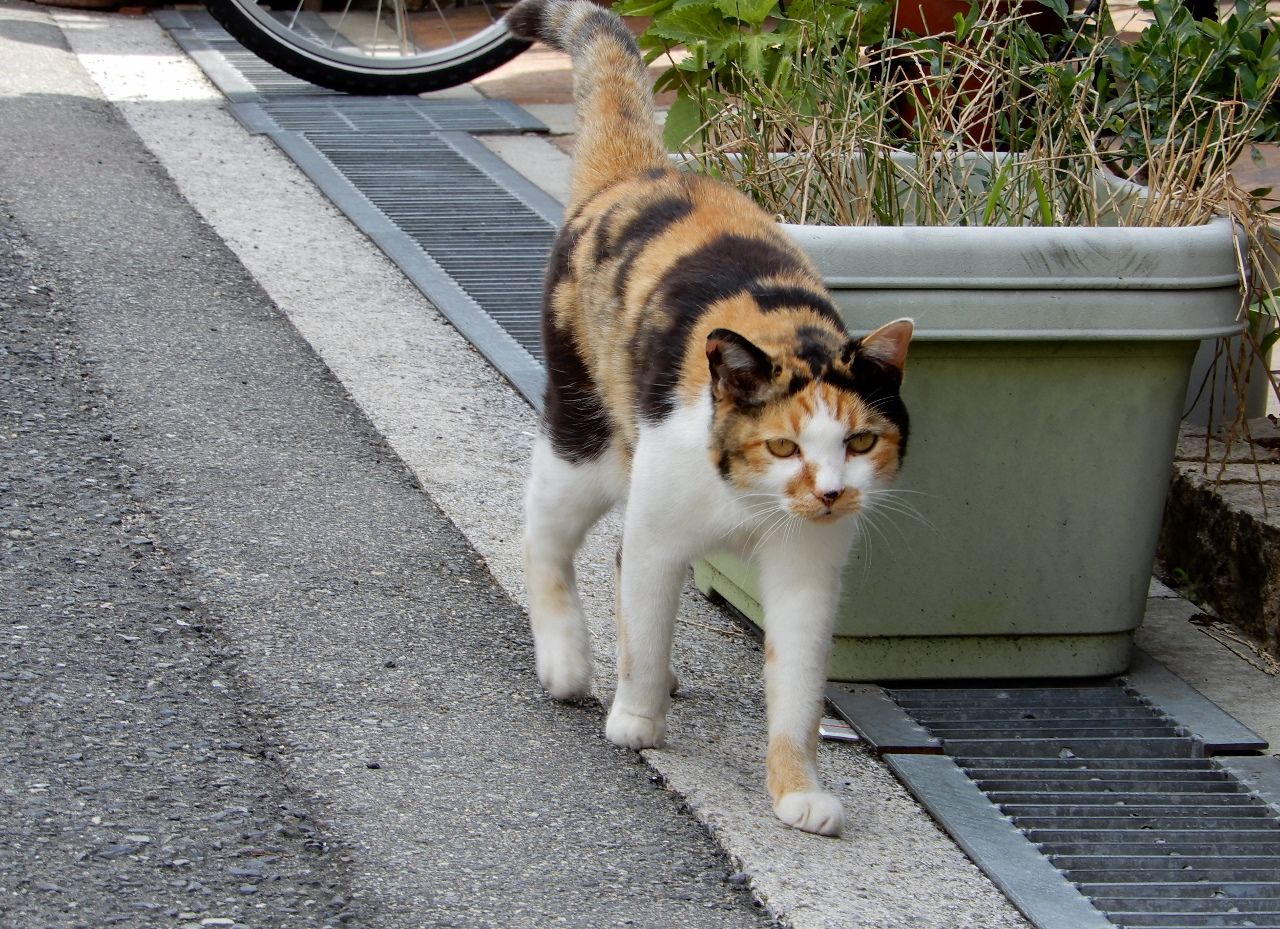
[{"xmin": 505, "ymin": 0, "xmax": 912, "ymax": 837}]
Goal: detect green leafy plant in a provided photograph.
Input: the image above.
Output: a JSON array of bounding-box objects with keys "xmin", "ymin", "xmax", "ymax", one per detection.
[
  {"xmin": 624, "ymin": 0, "xmax": 1279, "ymax": 198},
  {"xmin": 614, "ymin": 0, "xmax": 893, "ymax": 148},
  {"xmin": 1092, "ymin": 0, "xmax": 1280, "ymax": 179},
  {"xmin": 622, "ymin": 0, "xmax": 1280, "ymax": 431}
]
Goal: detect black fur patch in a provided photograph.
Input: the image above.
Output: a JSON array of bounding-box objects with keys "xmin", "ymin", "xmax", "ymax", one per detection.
[
  {"xmin": 542, "ymin": 320, "xmax": 613, "ymax": 464},
  {"xmin": 786, "ymin": 373, "xmax": 811, "ymax": 395},
  {"xmin": 717, "ymin": 449, "xmax": 732, "ymax": 479},
  {"xmin": 503, "ymin": 0, "xmax": 550, "ymax": 42},
  {"xmin": 794, "ymin": 325, "xmax": 841, "ymax": 378},
  {"xmin": 615, "ymin": 197, "xmax": 693, "ymax": 254},
  {"xmin": 633, "ymin": 234, "xmax": 806, "ymax": 421},
  {"xmin": 610, "ymin": 196, "xmax": 695, "ymax": 297},
  {"xmin": 748, "ymin": 284, "xmax": 842, "ymax": 325},
  {"xmin": 541, "ymin": 224, "xmax": 613, "ymax": 462},
  {"xmin": 819, "ymin": 368, "xmax": 861, "ymax": 396},
  {"xmin": 850, "ymin": 346, "xmax": 910, "ymax": 459}
]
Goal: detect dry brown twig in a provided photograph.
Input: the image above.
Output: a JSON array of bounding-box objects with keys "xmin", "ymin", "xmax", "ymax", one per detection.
[
  {"xmin": 678, "ymin": 617, "xmax": 747, "ymax": 638},
  {"xmin": 1189, "ymin": 613, "xmax": 1280, "ymax": 676}
]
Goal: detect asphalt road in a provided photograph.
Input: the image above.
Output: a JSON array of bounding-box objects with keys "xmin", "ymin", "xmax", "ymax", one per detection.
[{"xmin": 0, "ymin": 3, "xmax": 769, "ymax": 926}]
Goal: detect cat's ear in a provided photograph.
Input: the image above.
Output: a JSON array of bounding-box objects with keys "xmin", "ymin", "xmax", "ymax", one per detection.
[
  {"xmin": 846, "ymin": 318, "xmax": 913, "ymax": 375},
  {"xmin": 706, "ymin": 328, "xmax": 775, "ymax": 408}
]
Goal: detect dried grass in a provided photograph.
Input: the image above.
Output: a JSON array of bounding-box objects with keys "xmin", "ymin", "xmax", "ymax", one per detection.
[{"xmin": 669, "ymin": 0, "xmax": 1279, "ymax": 443}]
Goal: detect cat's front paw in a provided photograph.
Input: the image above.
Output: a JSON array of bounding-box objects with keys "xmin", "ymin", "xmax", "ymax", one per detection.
[
  {"xmin": 773, "ymin": 790, "xmax": 845, "ymax": 837},
  {"xmin": 536, "ymin": 645, "xmax": 593, "ymax": 702},
  {"xmin": 605, "ymin": 704, "xmax": 667, "ymax": 750}
]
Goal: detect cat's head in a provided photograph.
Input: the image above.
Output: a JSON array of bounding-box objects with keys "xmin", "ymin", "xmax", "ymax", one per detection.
[{"xmin": 706, "ymin": 318, "xmax": 913, "ymax": 523}]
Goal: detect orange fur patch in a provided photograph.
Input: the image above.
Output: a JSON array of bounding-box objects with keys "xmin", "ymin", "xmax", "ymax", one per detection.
[{"xmin": 766, "ymin": 732, "xmax": 818, "ymax": 800}]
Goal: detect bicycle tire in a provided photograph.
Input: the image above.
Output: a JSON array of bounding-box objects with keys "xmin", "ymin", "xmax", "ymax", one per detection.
[{"xmin": 203, "ymin": 0, "xmax": 531, "ymax": 95}]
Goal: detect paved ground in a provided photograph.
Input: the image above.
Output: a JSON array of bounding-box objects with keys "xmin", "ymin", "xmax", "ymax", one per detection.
[
  {"xmin": 3, "ymin": 3, "xmax": 1279, "ymax": 929},
  {"xmin": 1, "ymin": 187, "xmax": 367, "ymax": 929},
  {"xmin": 0, "ymin": 5, "xmax": 770, "ymax": 926}
]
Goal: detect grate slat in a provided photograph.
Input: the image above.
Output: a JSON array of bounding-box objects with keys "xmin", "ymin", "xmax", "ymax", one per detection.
[
  {"xmin": 1067, "ymin": 868, "xmax": 1280, "ymax": 883},
  {"xmin": 1053, "ymin": 856, "xmax": 1280, "ymax": 871},
  {"xmin": 1002, "ymin": 800, "xmax": 1269, "ymax": 814},
  {"xmin": 1018, "ymin": 815, "xmax": 1279, "ymax": 830},
  {"xmin": 944, "ymin": 738, "xmax": 1203, "ymax": 759},
  {"xmin": 1095, "ymin": 898, "xmax": 1280, "ymax": 914},
  {"xmin": 1118, "ymin": 922, "xmax": 1280, "ymax": 927}
]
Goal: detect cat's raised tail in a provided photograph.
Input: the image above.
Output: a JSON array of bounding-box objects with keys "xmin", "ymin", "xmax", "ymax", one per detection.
[{"xmin": 504, "ymin": 0, "xmax": 667, "ymax": 208}]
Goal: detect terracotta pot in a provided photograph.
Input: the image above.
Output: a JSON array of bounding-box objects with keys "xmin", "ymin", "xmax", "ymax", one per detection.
[
  {"xmin": 892, "ymin": 0, "xmax": 1067, "ymax": 39},
  {"xmin": 885, "ymin": 0, "xmax": 1070, "ymax": 149}
]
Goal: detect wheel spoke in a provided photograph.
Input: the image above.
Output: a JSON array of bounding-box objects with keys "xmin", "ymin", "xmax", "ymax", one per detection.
[
  {"xmin": 429, "ymin": 0, "xmax": 459, "ymax": 46},
  {"xmin": 329, "ymin": 0, "xmax": 356, "ymax": 51},
  {"xmin": 393, "ymin": 0, "xmax": 414, "ymax": 56}
]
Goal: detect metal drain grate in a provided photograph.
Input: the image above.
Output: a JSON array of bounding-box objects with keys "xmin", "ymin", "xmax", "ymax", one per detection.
[
  {"xmin": 311, "ymin": 131, "xmax": 554, "ymax": 352},
  {"xmin": 230, "ymin": 96, "xmax": 546, "ymax": 137},
  {"xmin": 830, "ymin": 655, "xmax": 1280, "ymax": 929},
  {"xmin": 157, "ymin": 9, "xmax": 556, "ymax": 403},
  {"xmin": 154, "ymin": 9, "xmax": 337, "ymax": 100},
  {"xmin": 261, "ymin": 127, "xmax": 559, "ymax": 403}
]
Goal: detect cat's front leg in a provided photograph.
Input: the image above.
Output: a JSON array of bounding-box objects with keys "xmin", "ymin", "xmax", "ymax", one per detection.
[
  {"xmin": 604, "ymin": 520, "xmax": 687, "ymax": 750},
  {"xmin": 757, "ymin": 529, "xmax": 853, "ymax": 837}
]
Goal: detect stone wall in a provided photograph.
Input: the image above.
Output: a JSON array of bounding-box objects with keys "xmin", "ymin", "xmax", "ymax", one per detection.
[{"xmin": 1158, "ymin": 420, "xmax": 1280, "ymax": 659}]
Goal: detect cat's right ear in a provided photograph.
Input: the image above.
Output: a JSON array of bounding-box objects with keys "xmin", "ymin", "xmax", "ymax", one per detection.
[
  {"xmin": 850, "ymin": 318, "xmax": 913, "ymax": 375},
  {"xmin": 706, "ymin": 328, "xmax": 775, "ymax": 408}
]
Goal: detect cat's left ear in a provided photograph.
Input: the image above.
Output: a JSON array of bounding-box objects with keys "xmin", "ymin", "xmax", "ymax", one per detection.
[
  {"xmin": 706, "ymin": 328, "xmax": 775, "ymax": 408},
  {"xmin": 846, "ymin": 318, "xmax": 913, "ymax": 375}
]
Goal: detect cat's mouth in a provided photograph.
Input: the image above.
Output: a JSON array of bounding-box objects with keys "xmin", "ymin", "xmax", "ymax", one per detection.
[{"xmin": 801, "ymin": 499, "xmax": 859, "ymax": 523}]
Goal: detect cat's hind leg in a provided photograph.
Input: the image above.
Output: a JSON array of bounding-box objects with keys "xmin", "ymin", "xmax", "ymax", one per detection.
[{"xmin": 523, "ymin": 434, "xmax": 621, "ymax": 701}]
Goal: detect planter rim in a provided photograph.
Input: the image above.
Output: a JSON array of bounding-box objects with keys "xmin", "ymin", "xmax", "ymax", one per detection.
[
  {"xmin": 784, "ymin": 215, "xmax": 1243, "ymax": 292},
  {"xmin": 787, "ymin": 215, "xmax": 1245, "ymax": 342}
]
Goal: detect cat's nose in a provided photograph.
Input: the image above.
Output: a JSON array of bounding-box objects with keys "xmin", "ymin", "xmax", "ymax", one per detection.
[{"xmin": 818, "ymin": 488, "xmax": 843, "ymax": 506}]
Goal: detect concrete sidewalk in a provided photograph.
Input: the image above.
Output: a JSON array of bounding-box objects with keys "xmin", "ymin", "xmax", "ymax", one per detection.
[{"xmin": 7, "ymin": 3, "xmax": 1279, "ymax": 928}]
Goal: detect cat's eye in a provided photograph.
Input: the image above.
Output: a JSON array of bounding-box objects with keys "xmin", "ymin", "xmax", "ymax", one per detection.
[
  {"xmin": 846, "ymin": 432, "xmax": 878, "ymax": 455},
  {"xmin": 765, "ymin": 438, "xmax": 799, "ymax": 458}
]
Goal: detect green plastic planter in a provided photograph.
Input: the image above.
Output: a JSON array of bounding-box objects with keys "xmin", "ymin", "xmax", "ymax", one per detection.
[{"xmin": 694, "ymin": 216, "xmax": 1245, "ymax": 680}]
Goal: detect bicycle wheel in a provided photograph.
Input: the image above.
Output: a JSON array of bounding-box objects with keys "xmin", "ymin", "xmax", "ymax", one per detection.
[{"xmin": 203, "ymin": 0, "xmax": 531, "ymax": 95}]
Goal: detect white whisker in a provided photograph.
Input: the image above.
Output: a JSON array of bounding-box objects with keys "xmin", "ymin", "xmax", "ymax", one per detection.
[
  {"xmin": 862, "ymin": 487, "xmax": 935, "ymax": 533},
  {"xmin": 850, "ymin": 517, "xmax": 875, "ymax": 584},
  {"xmin": 750, "ymin": 508, "xmax": 796, "ymax": 557}
]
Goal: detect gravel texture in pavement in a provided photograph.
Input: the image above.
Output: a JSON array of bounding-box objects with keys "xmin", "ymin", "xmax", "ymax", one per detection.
[{"xmin": 0, "ymin": 213, "xmax": 362, "ymax": 928}]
